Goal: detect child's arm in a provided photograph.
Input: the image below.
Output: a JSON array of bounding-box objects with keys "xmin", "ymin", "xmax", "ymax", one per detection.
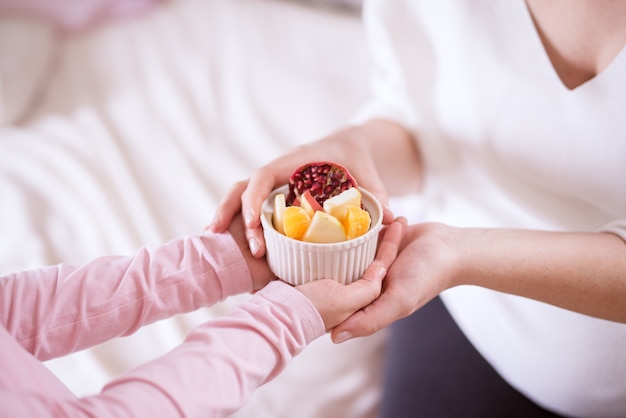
[
  {"xmin": 0, "ymin": 218, "xmax": 405, "ymax": 417},
  {"xmin": 1, "ymin": 230, "xmax": 256, "ymax": 361}
]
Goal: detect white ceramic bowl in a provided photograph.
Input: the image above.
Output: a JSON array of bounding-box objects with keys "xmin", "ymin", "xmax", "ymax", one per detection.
[{"xmin": 260, "ymin": 185, "xmax": 383, "ymax": 285}]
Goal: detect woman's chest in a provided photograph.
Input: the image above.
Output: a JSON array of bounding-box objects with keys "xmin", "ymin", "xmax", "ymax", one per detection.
[{"xmin": 407, "ymin": 1, "xmax": 626, "ymax": 217}]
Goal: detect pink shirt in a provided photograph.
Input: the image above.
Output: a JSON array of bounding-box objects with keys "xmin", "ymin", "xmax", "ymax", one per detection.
[{"xmin": 0, "ymin": 231, "xmax": 325, "ymax": 417}]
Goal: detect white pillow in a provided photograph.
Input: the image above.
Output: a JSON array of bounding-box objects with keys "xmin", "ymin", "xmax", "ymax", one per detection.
[{"xmin": 0, "ymin": 17, "xmax": 58, "ymax": 125}]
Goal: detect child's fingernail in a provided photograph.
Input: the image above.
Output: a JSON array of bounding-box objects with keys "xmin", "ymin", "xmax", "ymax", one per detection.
[
  {"xmin": 248, "ymin": 238, "xmax": 260, "ymax": 255},
  {"xmin": 334, "ymin": 331, "xmax": 352, "ymax": 344}
]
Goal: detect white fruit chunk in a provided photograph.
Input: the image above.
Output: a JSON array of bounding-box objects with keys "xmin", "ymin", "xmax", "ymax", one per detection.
[
  {"xmin": 302, "ymin": 211, "xmax": 346, "ymax": 243},
  {"xmin": 323, "ymin": 187, "xmax": 362, "ymax": 222},
  {"xmin": 299, "ymin": 190, "xmax": 323, "ymax": 217},
  {"xmin": 272, "ymin": 193, "xmax": 287, "ymax": 234}
]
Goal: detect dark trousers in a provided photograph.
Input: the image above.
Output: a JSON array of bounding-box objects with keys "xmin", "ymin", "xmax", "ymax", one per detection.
[{"xmin": 380, "ymin": 297, "xmax": 562, "ymax": 418}]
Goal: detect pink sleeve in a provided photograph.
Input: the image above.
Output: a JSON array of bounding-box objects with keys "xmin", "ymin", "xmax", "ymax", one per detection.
[
  {"xmin": 86, "ymin": 282, "xmax": 325, "ymax": 417},
  {"xmin": 1, "ymin": 281, "xmax": 324, "ymax": 418},
  {"xmin": 0, "ymin": 231, "xmax": 253, "ymax": 361}
]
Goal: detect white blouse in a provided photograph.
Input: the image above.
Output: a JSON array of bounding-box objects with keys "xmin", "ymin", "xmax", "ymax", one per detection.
[{"xmin": 357, "ymin": 1, "xmax": 626, "ymax": 416}]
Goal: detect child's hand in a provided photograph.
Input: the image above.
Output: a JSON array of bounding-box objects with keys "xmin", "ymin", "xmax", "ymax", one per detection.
[{"xmin": 296, "ymin": 217, "xmax": 407, "ymax": 333}]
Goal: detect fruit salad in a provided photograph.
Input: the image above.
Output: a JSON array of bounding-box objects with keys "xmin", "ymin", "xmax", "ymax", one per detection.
[{"xmin": 272, "ymin": 162, "xmax": 372, "ymax": 243}]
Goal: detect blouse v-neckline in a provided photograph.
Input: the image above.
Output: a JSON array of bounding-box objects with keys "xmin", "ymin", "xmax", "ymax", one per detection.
[{"xmin": 517, "ymin": 0, "xmax": 626, "ymax": 93}]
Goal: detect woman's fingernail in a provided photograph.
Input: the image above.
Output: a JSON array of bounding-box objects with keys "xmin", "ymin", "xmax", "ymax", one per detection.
[
  {"xmin": 375, "ymin": 265, "xmax": 387, "ymax": 280},
  {"xmin": 244, "ymin": 208, "xmax": 255, "ymax": 226},
  {"xmin": 334, "ymin": 331, "xmax": 352, "ymax": 344},
  {"xmin": 248, "ymin": 238, "xmax": 260, "ymax": 255},
  {"xmin": 207, "ymin": 213, "xmax": 220, "ymax": 231}
]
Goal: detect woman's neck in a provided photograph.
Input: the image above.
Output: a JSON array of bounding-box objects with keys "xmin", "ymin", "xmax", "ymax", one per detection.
[{"xmin": 525, "ymin": 0, "xmax": 626, "ymax": 89}]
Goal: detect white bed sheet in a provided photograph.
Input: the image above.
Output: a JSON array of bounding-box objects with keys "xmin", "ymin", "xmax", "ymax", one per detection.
[{"xmin": 0, "ymin": 0, "xmax": 391, "ymax": 417}]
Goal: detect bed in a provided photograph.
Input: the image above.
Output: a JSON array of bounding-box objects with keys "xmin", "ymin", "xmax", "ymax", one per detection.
[{"xmin": 0, "ymin": 0, "xmax": 397, "ymax": 416}]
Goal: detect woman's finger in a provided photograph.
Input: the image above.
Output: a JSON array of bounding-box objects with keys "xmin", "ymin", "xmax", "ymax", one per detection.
[
  {"xmin": 330, "ymin": 218, "xmax": 408, "ymax": 342},
  {"xmin": 208, "ymin": 180, "xmax": 248, "ymax": 233},
  {"xmin": 331, "ymin": 288, "xmax": 405, "ymax": 342}
]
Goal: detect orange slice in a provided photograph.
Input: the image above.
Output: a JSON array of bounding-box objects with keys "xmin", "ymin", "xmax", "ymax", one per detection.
[
  {"xmin": 342, "ymin": 206, "xmax": 371, "ymax": 240},
  {"xmin": 282, "ymin": 206, "xmax": 311, "ymax": 241}
]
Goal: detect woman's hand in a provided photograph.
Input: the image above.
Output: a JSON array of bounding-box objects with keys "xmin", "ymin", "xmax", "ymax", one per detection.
[
  {"xmin": 296, "ymin": 217, "xmax": 407, "ymax": 331},
  {"xmin": 330, "ymin": 222, "xmax": 462, "ymax": 343},
  {"xmin": 208, "ymin": 119, "xmax": 421, "ymax": 258},
  {"xmin": 331, "ymin": 222, "xmax": 626, "ymax": 342}
]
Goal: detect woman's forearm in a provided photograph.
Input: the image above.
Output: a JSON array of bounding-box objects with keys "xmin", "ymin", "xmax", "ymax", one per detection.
[
  {"xmin": 349, "ymin": 119, "xmax": 423, "ymax": 196},
  {"xmin": 456, "ymin": 228, "xmax": 626, "ymax": 323},
  {"xmin": 365, "ymin": 119, "xmax": 423, "ymax": 195}
]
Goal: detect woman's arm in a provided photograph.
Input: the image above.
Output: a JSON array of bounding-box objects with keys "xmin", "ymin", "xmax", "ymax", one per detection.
[
  {"xmin": 332, "ymin": 223, "xmax": 626, "ymax": 342},
  {"xmin": 456, "ymin": 227, "xmax": 626, "ymax": 323},
  {"xmin": 323, "ymin": 119, "xmax": 423, "ymax": 197},
  {"xmin": 211, "ymin": 118, "xmax": 421, "ymax": 257}
]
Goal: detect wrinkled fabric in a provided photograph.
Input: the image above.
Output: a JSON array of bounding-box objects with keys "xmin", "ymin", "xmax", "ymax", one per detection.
[{"xmin": 0, "ymin": 0, "xmax": 162, "ymax": 32}]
